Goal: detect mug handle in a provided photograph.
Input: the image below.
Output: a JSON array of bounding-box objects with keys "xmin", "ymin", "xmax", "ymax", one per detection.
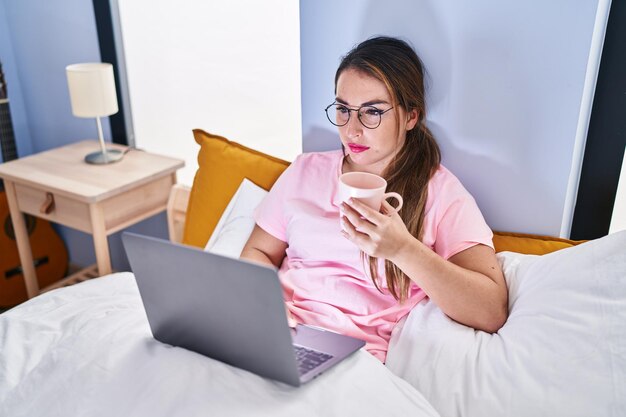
[{"xmin": 382, "ymin": 192, "xmax": 403, "ymax": 213}]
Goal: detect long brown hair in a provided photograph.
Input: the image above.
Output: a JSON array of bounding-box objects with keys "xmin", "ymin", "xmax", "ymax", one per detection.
[{"xmin": 335, "ymin": 36, "xmax": 441, "ymax": 302}]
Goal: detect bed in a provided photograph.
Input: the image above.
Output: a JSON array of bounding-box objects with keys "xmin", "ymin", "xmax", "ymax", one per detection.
[{"xmin": 1, "ymin": 130, "xmax": 625, "ymax": 417}]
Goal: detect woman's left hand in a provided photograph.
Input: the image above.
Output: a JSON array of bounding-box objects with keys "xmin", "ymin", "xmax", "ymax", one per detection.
[{"xmin": 341, "ymin": 198, "xmax": 412, "ymax": 260}]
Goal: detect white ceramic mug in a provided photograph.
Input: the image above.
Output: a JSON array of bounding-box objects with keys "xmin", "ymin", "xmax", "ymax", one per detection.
[{"xmin": 338, "ymin": 172, "xmax": 403, "ymax": 215}]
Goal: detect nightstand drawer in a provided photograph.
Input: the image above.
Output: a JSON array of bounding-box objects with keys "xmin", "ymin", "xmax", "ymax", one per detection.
[
  {"xmin": 100, "ymin": 174, "xmax": 175, "ymax": 233},
  {"xmin": 14, "ymin": 183, "xmax": 92, "ymax": 232}
]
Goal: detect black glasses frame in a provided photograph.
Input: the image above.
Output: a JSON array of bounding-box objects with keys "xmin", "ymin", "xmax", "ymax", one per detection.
[{"xmin": 324, "ymin": 103, "xmax": 394, "ymax": 129}]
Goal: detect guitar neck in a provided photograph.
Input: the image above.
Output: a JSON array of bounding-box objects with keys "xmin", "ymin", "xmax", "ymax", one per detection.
[
  {"xmin": 0, "ymin": 100, "xmax": 18, "ymax": 163},
  {"xmin": 0, "ymin": 62, "xmax": 18, "ymax": 194},
  {"xmin": 0, "ymin": 61, "xmax": 18, "ymax": 164}
]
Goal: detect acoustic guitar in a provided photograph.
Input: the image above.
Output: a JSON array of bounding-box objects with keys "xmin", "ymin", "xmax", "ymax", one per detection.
[{"xmin": 0, "ymin": 61, "xmax": 69, "ymax": 308}]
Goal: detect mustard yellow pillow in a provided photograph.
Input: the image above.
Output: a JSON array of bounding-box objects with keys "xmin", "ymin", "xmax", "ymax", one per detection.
[
  {"xmin": 493, "ymin": 231, "xmax": 584, "ymax": 255},
  {"xmin": 182, "ymin": 130, "xmax": 290, "ymax": 248}
]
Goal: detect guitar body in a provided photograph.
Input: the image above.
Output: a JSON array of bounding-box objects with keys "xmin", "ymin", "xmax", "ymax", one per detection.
[
  {"xmin": 0, "ymin": 61, "xmax": 69, "ymax": 308},
  {"xmin": 0, "ymin": 190, "xmax": 69, "ymax": 307}
]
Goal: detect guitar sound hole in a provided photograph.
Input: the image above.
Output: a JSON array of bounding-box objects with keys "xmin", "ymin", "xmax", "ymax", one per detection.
[{"xmin": 4, "ymin": 214, "xmax": 36, "ymax": 240}]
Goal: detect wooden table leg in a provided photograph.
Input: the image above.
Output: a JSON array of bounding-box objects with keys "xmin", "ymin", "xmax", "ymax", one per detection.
[
  {"xmin": 4, "ymin": 180, "xmax": 40, "ymax": 298},
  {"xmin": 89, "ymin": 203, "xmax": 112, "ymax": 276}
]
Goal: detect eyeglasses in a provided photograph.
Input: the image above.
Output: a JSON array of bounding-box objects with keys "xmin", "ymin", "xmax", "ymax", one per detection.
[{"xmin": 324, "ymin": 103, "xmax": 394, "ymax": 129}]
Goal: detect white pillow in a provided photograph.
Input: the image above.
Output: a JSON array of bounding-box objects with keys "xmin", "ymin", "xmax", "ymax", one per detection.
[
  {"xmin": 204, "ymin": 178, "xmax": 268, "ymax": 258},
  {"xmin": 386, "ymin": 230, "xmax": 626, "ymax": 417}
]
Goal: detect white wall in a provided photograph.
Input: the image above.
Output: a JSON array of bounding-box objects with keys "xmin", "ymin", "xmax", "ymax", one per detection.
[
  {"xmin": 300, "ymin": 0, "xmax": 609, "ymax": 237},
  {"xmin": 117, "ymin": 0, "xmax": 302, "ymax": 186}
]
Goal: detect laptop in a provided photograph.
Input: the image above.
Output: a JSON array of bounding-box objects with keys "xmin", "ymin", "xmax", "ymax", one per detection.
[{"xmin": 121, "ymin": 232, "xmax": 365, "ymax": 387}]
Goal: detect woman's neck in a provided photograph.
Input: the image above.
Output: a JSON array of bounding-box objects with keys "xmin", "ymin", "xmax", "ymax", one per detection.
[{"xmin": 341, "ymin": 154, "xmax": 390, "ymax": 177}]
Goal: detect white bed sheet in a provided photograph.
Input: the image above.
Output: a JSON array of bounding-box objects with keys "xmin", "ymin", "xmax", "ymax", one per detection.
[{"xmin": 0, "ymin": 272, "xmax": 438, "ymax": 417}]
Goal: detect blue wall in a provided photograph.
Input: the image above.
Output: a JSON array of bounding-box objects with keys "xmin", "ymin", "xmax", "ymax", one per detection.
[
  {"xmin": 0, "ymin": 0, "xmax": 33, "ymax": 161},
  {"xmin": 0, "ymin": 0, "xmax": 167, "ymax": 272}
]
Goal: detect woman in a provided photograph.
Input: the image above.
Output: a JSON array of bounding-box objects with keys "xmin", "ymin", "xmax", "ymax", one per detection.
[{"xmin": 241, "ymin": 36, "xmax": 508, "ymax": 362}]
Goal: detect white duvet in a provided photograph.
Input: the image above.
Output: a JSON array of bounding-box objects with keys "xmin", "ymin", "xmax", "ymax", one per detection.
[
  {"xmin": 0, "ymin": 272, "xmax": 438, "ymax": 417},
  {"xmin": 2, "ymin": 230, "xmax": 625, "ymax": 417}
]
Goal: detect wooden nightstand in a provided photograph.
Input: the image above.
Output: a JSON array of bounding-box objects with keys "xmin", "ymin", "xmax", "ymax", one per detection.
[{"xmin": 0, "ymin": 140, "xmax": 184, "ymax": 299}]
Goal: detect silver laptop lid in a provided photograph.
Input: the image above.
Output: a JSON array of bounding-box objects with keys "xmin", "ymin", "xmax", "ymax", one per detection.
[{"xmin": 122, "ymin": 232, "xmax": 302, "ymax": 386}]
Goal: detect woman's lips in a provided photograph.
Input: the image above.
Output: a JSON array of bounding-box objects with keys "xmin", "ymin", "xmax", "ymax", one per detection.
[{"xmin": 348, "ymin": 143, "xmax": 370, "ymax": 153}]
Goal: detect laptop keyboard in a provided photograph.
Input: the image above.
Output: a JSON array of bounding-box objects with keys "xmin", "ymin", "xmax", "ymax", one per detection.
[{"xmin": 293, "ymin": 345, "xmax": 334, "ymax": 375}]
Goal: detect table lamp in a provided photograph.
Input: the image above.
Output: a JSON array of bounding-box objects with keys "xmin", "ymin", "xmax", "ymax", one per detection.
[{"xmin": 66, "ymin": 63, "xmax": 124, "ymax": 164}]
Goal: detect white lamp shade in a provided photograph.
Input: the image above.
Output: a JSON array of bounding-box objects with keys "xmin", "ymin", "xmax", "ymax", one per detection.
[{"xmin": 66, "ymin": 63, "xmax": 118, "ymax": 118}]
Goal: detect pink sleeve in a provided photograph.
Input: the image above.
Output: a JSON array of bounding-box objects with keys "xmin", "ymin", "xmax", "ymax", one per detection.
[
  {"xmin": 431, "ymin": 173, "xmax": 494, "ymax": 260},
  {"xmin": 253, "ymin": 156, "xmax": 301, "ymax": 242}
]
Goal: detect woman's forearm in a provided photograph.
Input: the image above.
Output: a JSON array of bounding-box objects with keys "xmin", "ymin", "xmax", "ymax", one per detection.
[{"xmin": 391, "ymin": 237, "xmax": 508, "ymax": 333}]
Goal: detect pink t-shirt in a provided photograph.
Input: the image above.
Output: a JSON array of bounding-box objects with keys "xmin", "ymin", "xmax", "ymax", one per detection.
[{"xmin": 254, "ymin": 150, "xmax": 494, "ymax": 362}]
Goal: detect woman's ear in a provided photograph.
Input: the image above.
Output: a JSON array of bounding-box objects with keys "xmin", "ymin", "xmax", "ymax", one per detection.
[{"xmin": 405, "ymin": 108, "xmax": 419, "ymax": 131}]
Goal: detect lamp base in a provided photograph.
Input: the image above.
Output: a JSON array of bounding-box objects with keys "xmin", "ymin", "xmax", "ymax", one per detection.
[{"xmin": 84, "ymin": 149, "xmax": 125, "ymax": 165}]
